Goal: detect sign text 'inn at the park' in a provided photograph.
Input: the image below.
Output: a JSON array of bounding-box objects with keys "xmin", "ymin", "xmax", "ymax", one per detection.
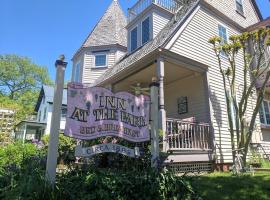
[{"xmin": 64, "ymin": 83, "xmax": 150, "ymax": 143}]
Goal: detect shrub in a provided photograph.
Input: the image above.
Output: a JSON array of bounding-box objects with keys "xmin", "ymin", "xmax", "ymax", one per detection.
[
  {"xmin": 42, "ymin": 134, "xmax": 77, "ymax": 164},
  {"xmin": 54, "ymin": 167, "xmax": 200, "ymax": 200}
]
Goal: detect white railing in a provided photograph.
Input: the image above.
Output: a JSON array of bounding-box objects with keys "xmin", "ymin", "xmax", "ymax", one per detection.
[
  {"xmin": 128, "ymin": 0, "xmax": 182, "ymax": 22},
  {"xmin": 166, "ymin": 118, "xmax": 211, "ymax": 150}
]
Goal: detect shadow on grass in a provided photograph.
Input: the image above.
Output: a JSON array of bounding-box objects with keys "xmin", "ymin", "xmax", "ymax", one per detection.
[{"xmin": 189, "ymin": 173, "xmax": 270, "ymax": 200}]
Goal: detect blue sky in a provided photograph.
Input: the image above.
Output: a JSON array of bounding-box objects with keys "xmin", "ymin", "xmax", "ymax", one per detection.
[{"xmin": 0, "ymin": 0, "xmax": 269, "ymax": 82}]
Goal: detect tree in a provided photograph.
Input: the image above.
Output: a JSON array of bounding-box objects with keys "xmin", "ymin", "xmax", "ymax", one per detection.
[
  {"xmin": 209, "ymin": 28, "xmax": 270, "ymax": 167},
  {"xmin": 0, "ymin": 54, "xmax": 52, "ymax": 100},
  {"xmin": 0, "ymin": 54, "xmax": 52, "ymax": 122}
]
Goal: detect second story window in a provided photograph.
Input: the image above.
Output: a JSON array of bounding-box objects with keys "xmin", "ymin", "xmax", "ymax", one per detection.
[
  {"xmin": 95, "ymin": 54, "xmax": 107, "ymax": 67},
  {"xmin": 142, "ymin": 17, "xmax": 150, "ymax": 45},
  {"xmin": 236, "ymin": 0, "xmax": 244, "ymax": 15},
  {"xmin": 74, "ymin": 61, "xmax": 81, "ymax": 82},
  {"xmin": 259, "ymin": 100, "xmax": 270, "ymax": 125},
  {"xmin": 218, "ymin": 24, "xmax": 228, "ymax": 57},
  {"xmin": 131, "ymin": 27, "xmax": 138, "ymax": 52}
]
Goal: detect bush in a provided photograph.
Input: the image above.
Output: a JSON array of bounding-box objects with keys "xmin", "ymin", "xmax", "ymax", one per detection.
[
  {"xmin": 42, "ymin": 134, "xmax": 77, "ymax": 164},
  {"xmin": 55, "ymin": 168, "xmax": 200, "ymax": 200}
]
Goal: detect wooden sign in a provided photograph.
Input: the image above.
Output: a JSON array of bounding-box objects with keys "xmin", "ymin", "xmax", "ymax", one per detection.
[
  {"xmin": 75, "ymin": 144, "xmax": 140, "ymax": 158},
  {"xmin": 64, "ymin": 83, "xmax": 150, "ymax": 142}
]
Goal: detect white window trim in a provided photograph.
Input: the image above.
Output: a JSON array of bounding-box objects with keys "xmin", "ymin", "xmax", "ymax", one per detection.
[
  {"xmin": 141, "ymin": 15, "xmax": 151, "ymax": 46},
  {"xmin": 260, "ymin": 100, "xmax": 270, "ymax": 125},
  {"xmin": 130, "ymin": 25, "xmax": 139, "ymax": 52},
  {"xmin": 235, "ymin": 0, "xmax": 245, "ymax": 16},
  {"xmin": 94, "ymin": 53, "xmax": 108, "ymax": 68}
]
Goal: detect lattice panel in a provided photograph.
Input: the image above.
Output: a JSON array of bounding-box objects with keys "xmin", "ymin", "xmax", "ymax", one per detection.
[{"xmin": 166, "ymin": 162, "xmax": 213, "ymax": 173}]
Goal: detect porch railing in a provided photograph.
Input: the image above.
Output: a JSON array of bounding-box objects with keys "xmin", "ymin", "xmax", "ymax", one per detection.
[
  {"xmin": 166, "ymin": 118, "xmax": 211, "ymax": 150},
  {"xmin": 128, "ymin": 0, "xmax": 182, "ymax": 22}
]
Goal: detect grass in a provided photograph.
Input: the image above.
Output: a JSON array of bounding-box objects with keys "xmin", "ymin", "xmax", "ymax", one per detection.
[{"xmin": 189, "ymin": 172, "xmax": 270, "ymax": 200}]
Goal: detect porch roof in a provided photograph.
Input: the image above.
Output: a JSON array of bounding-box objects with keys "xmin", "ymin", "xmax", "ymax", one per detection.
[
  {"xmin": 16, "ymin": 120, "xmax": 46, "ymax": 128},
  {"xmin": 94, "ymin": 0, "xmax": 200, "ymax": 86}
]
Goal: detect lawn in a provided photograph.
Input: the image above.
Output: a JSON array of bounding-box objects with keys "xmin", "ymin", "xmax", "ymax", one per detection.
[{"xmin": 189, "ymin": 172, "xmax": 270, "ymax": 200}]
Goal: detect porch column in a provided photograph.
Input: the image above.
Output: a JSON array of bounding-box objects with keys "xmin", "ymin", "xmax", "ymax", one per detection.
[
  {"xmin": 157, "ymin": 57, "xmax": 168, "ymax": 152},
  {"xmin": 23, "ymin": 123, "xmax": 27, "ymax": 143}
]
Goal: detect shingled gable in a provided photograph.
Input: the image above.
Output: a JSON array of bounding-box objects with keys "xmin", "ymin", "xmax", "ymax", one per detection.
[
  {"xmin": 82, "ymin": 0, "xmax": 127, "ymax": 48},
  {"xmin": 94, "ymin": 0, "xmax": 200, "ymax": 85}
]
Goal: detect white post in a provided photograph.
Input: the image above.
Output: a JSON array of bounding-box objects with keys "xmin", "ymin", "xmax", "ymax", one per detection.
[
  {"xmin": 45, "ymin": 55, "xmax": 67, "ymax": 186},
  {"xmin": 150, "ymin": 78, "xmax": 159, "ymax": 168},
  {"xmin": 157, "ymin": 58, "xmax": 168, "ymax": 152},
  {"xmin": 23, "ymin": 123, "xmax": 27, "ymax": 143}
]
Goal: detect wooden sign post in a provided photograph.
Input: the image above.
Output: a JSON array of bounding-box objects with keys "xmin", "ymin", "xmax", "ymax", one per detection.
[{"xmin": 45, "ymin": 56, "xmax": 67, "ymax": 186}]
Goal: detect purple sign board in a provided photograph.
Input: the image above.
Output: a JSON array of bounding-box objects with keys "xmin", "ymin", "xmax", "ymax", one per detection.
[{"xmin": 64, "ymin": 83, "xmax": 150, "ymax": 142}]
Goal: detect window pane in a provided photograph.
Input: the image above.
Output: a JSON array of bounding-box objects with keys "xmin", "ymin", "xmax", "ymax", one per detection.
[
  {"xmin": 218, "ymin": 25, "xmax": 228, "ymax": 56},
  {"xmin": 236, "ymin": 0, "xmax": 244, "ymax": 14},
  {"xmin": 263, "ymin": 101, "xmax": 270, "ymax": 124},
  {"xmin": 142, "ymin": 17, "xmax": 150, "ymax": 45},
  {"xmin": 259, "ymin": 104, "xmax": 265, "ymax": 124},
  {"xmin": 131, "ymin": 27, "xmax": 138, "ymax": 51},
  {"xmin": 95, "ymin": 55, "xmax": 106, "ymax": 67}
]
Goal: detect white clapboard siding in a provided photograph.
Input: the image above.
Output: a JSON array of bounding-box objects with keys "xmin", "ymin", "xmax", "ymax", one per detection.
[
  {"xmin": 82, "ymin": 49, "xmax": 127, "ymax": 85},
  {"xmin": 165, "ymin": 74, "xmax": 208, "ymax": 123},
  {"xmin": 168, "ymin": 7, "xmax": 262, "ymax": 163},
  {"xmin": 204, "ymin": 0, "xmax": 260, "ymax": 28},
  {"xmin": 153, "ymin": 11, "xmax": 171, "ymax": 38}
]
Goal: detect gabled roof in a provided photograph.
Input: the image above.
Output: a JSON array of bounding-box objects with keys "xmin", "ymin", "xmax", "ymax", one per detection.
[
  {"xmin": 35, "ymin": 85, "xmax": 67, "ymax": 112},
  {"xmin": 250, "ymin": 0, "xmax": 263, "ymax": 21},
  {"xmin": 82, "ymin": 0, "xmax": 127, "ymax": 48},
  {"xmin": 94, "ymin": 0, "xmax": 199, "ymax": 85}
]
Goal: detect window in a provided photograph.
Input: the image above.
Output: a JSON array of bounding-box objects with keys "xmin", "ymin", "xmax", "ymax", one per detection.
[
  {"xmin": 218, "ymin": 24, "xmax": 228, "ymax": 57},
  {"xmin": 95, "ymin": 54, "xmax": 107, "ymax": 67},
  {"xmin": 142, "ymin": 17, "xmax": 150, "ymax": 45},
  {"xmin": 61, "ymin": 107, "xmax": 67, "ymax": 119},
  {"xmin": 43, "ymin": 107, "xmax": 47, "ymax": 121},
  {"xmin": 236, "ymin": 0, "xmax": 244, "ymax": 15},
  {"xmin": 131, "ymin": 27, "xmax": 138, "ymax": 52},
  {"xmin": 74, "ymin": 62, "xmax": 81, "ymax": 82},
  {"xmin": 259, "ymin": 100, "xmax": 270, "ymax": 125}
]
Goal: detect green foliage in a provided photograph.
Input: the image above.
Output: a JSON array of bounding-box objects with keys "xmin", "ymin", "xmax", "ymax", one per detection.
[
  {"xmin": 42, "ymin": 134, "xmax": 77, "ymax": 163},
  {"xmin": 0, "ymin": 142, "xmax": 41, "ymax": 172},
  {"xmin": 55, "ymin": 168, "xmax": 200, "ymax": 200},
  {"xmin": 0, "ymin": 54, "xmax": 53, "ymax": 123},
  {"xmin": 189, "ymin": 172, "xmax": 270, "ymax": 200},
  {"xmin": 0, "ymin": 54, "xmax": 52, "ymax": 99},
  {"xmin": 0, "ymin": 132, "xmax": 14, "ymax": 147}
]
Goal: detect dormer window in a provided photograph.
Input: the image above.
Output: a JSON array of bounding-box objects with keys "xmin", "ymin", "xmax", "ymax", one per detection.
[
  {"xmin": 131, "ymin": 27, "xmax": 138, "ymax": 52},
  {"xmin": 142, "ymin": 17, "xmax": 150, "ymax": 45},
  {"xmin": 235, "ymin": 0, "xmax": 244, "ymax": 15},
  {"xmin": 95, "ymin": 54, "xmax": 107, "ymax": 67}
]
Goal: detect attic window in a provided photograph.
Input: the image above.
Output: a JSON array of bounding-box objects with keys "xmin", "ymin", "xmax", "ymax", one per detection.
[
  {"xmin": 95, "ymin": 54, "xmax": 107, "ymax": 67},
  {"xmin": 236, "ymin": 0, "xmax": 244, "ymax": 15},
  {"xmin": 131, "ymin": 27, "xmax": 138, "ymax": 52},
  {"xmin": 142, "ymin": 17, "xmax": 150, "ymax": 45},
  {"xmin": 74, "ymin": 61, "xmax": 81, "ymax": 82}
]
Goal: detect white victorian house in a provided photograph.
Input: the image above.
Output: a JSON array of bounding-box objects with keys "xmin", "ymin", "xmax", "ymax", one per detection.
[
  {"xmin": 72, "ymin": 0, "xmax": 269, "ymax": 171},
  {"xmin": 15, "ymin": 85, "xmax": 67, "ymax": 142}
]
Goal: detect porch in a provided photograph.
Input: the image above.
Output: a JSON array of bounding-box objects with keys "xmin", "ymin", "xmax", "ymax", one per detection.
[
  {"xmin": 15, "ymin": 119, "xmax": 46, "ymax": 142},
  {"xmin": 99, "ymin": 50, "xmax": 214, "ymax": 164}
]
